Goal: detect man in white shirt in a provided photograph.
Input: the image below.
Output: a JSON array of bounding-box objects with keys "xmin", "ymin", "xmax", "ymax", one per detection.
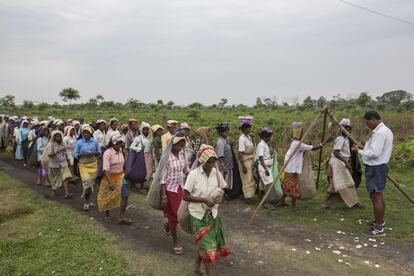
[{"xmin": 353, "ymin": 111, "xmax": 393, "ymax": 237}]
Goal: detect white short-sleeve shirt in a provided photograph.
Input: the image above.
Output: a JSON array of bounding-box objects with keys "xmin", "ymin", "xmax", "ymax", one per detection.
[
  {"xmin": 284, "ymin": 140, "xmax": 313, "ymax": 174},
  {"xmin": 238, "ymin": 133, "xmax": 253, "ymax": 153},
  {"xmin": 184, "ymin": 166, "xmax": 227, "ymax": 220},
  {"xmin": 332, "ymin": 136, "xmax": 351, "ymax": 158},
  {"xmin": 255, "ymin": 140, "xmax": 273, "ymax": 166}
]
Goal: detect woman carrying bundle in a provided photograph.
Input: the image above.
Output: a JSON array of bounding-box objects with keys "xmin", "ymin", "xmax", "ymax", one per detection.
[
  {"xmin": 19, "ymin": 120, "xmax": 30, "ymax": 167},
  {"xmin": 74, "ymin": 125, "xmax": 101, "ymax": 211},
  {"xmin": 97, "ymin": 133, "xmax": 130, "ymax": 224},
  {"xmin": 93, "ymin": 120, "xmax": 107, "ymax": 149},
  {"xmin": 238, "ymin": 116, "xmax": 256, "ymax": 201},
  {"xmin": 47, "ymin": 130, "xmax": 73, "ymax": 198},
  {"xmin": 160, "ymin": 131, "xmax": 188, "ymax": 255},
  {"xmin": 130, "ymin": 122, "xmax": 153, "ymax": 192},
  {"xmin": 36, "ymin": 127, "xmax": 50, "ymax": 186},
  {"xmin": 279, "ymin": 122, "xmax": 330, "ymax": 209},
  {"xmin": 183, "ymin": 145, "xmax": 230, "ymax": 276},
  {"xmin": 125, "ymin": 119, "xmax": 140, "ymax": 152},
  {"xmin": 63, "ymin": 126, "xmax": 78, "ymax": 179}
]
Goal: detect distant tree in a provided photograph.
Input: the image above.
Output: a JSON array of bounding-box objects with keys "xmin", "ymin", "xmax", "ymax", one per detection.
[
  {"xmin": 188, "ymin": 102, "xmax": 204, "ymax": 109},
  {"xmin": 218, "ymin": 98, "xmax": 228, "ymax": 108},
  {"xmin": 37, "ymin": 102, "xmax": 49, "ymax": 111},
  {"xmin": 156, "ymin": 99, "xmax": 164, "ymax": 107},
  {"xmin": 59, "ymin": 88, "xmax": 80, "ymax": 104},
  {"xmin": 126, "ymin": 98, "xmax": 142, "ymax": 111},
  {"xmin": 166, "ymin": 101, "xmax": 175, "ymax": 109},
  {"xmin": 255, "ymin": 97, "xmax": 264, "ymax": 108},
  {"xmin": 355, "ymin": 92, "xmax": 373, "ymax": 107},
  {"xmin": 22, "ymin": 100, "xmax": 34, "ymax": 109},
  {"xmin": 317, "ymin": 96, "xmax": 327, "ymax": 108},
  {"xmin": 376, "ymin": 90, "xmax": 412, "ymax": 107},
  {"xmin": 263, "ymin": 98, "xmax": 272, "ymax": 107},
  {"xmin": 95, "ymin": 94, "xmax": 105, "ymax": 103},
  {"xmin": 0, "ymin": 95, "xmax": 16, "ymax": 107}
]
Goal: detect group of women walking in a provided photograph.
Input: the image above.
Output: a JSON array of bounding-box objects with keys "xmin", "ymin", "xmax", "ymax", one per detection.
[{"xmin": 0, "ymin": 113, "xmax": 366, "ymax": 275}]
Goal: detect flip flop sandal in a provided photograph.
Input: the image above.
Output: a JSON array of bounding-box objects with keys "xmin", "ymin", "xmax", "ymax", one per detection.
[
  {"xmin": 173, "ymin": 246, "xmax": 184, "ymax": 255},
  {"xmin": 88, "ymin": 202, "xmax": 96, "ymax": 207},
  {"xmin": 82, "ymin": 204, "xmax": 90, "ymax": 211}
]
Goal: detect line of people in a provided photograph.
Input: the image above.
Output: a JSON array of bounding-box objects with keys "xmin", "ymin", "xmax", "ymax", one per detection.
[{"xmin": 0, "ymin": 110, "xmax": 393, "ymax": 275}]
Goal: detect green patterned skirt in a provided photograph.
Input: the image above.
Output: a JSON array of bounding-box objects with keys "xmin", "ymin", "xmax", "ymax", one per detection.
[{"xmin": 190, "ymin": 213, "xmax": 230, "ymax": 264}]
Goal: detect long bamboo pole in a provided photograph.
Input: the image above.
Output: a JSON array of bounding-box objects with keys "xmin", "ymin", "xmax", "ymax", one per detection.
[
  {"xmin": 316, "ymin": 110, "xmax": 328, "ymax": 189},
  {"xmin": 249, "ymin": 106, "xmax": 327, "ymax": 224},
  {"xmin": 326, "ymin": 111, "xmax": 414, "ymax": 206}
]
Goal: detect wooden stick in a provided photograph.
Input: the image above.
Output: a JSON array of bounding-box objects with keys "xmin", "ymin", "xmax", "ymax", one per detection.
[
  {"xmin": 316, "ymin": 110, "xmax": 328, "ymax": 189},
  {"xmin": 326, "ymin": 111, "xmax": 414, "ymax": 207},
  {"xmin": 249, "ymin": 107, "xmax": 327, "ymax": 224}
]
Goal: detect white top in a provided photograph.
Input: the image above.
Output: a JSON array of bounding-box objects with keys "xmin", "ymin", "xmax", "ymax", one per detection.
[
  {"xmin": 284, "ymin": 140, "xmax": 313, "ymax": 174},
  {"xmin": 37, "ymin": 137, "xmax": 49, "ymax": 161},
  {"xmin": 130, "ymin": 135, "xmax": 152, "ymax": 153},
  {"xmin": 358, "ymin": 122, "xmax": 393, "ymax": 166},
  {"xmin": 93, "ymin": 129, "xmax": 106, "ymax": 148},
  {"xmin": 63, "ymin": 136, "xmax": 77, "ymax": 154},
  {"xmin": 184, "ymin": 166, "xmax": 227, "ymax": 220},
  {"xmin": 238, "ymin": 133, "xmax": 253, "ymax": 153},
  {"xmin": 332, "ymin": 136, "xmax": 351, "ymax": 158},
  {"xmin": 14, "ymin": 127, "xmax": 20, "ymax": 143},
  {"xmin": 28, "ymin": 129, "xmax": 37, "ymax": 142},
  {"xmin": 255, "ymin": 140, "xmax": 273, "ymax": 166}
]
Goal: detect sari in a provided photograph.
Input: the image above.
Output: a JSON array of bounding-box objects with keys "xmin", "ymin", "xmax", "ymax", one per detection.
[{"xmin": 97, "ymin": 172, "xmax": 124, "ymax": 212}]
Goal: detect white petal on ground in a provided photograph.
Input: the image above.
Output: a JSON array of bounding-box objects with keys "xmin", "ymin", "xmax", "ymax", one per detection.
[
  {"xmin": 375, "ymin": 264, "xmax": 380, "ymax": 268},
  {"xmin": 306, "ymin": 251, "xmax": 311, "ymax": 254},
  {"xmin": 356, "ymin": 245, "xmax": 363, "ymax": 249},
  {"xmin": 291, "ymin": 248, "xmax": 297, "ymax": 252},
  {"xmin": 364, "ymin": 261, "xmax": 370, "ymax": 264},
  {"xmin": 315, "ymin": 247, "xmax": 321, "ymax": 251},
  {"xmin": 332, "ymin": 250, "xmax": 341, "ymax": 255}
]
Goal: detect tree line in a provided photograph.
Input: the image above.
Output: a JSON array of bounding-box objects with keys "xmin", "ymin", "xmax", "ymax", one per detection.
[{"xmin": 1, "ymin": 88, "xmax": 413, "ymax": 113}]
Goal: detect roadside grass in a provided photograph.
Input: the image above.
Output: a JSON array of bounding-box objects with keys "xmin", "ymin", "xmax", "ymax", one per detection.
[
  {"xmin": 0, "ymin": 172, "xmax": 191, "ymax": 276},
  {"xmin": 257, "ymin": 162, "xmax": 414, "ymax": 244}
]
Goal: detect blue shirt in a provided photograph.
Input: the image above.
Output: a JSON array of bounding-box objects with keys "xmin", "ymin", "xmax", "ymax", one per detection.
[{"xmin": 73, "ymin": 137, "xmax": 101, "ymax": 159}]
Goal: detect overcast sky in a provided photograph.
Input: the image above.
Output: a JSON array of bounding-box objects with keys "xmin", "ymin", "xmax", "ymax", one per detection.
[{"xmin": 0, "ymin": 0, "xmax": 413, "ymax": 105}]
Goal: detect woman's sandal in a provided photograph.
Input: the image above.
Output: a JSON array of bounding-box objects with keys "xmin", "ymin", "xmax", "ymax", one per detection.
[
  {"xmin": 118, "ymin": 218, "xmax": 132, "ymax": 225},
  {"xmin": 82, "ymin": 204, "xmax": 90, "ymax": 211},
  {"xmin": 173, "ymin": 246, "xmax": 184, "ymax": 255}
]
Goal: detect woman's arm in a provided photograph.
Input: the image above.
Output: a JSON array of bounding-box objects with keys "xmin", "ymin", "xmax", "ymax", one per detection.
[
  {"xmin": 183, "ymin": 190, "xmax": 215, "ymax": 207},
  {"xmin": 130, "ymin": 137, "xmax": 143, "ymax": 152}
]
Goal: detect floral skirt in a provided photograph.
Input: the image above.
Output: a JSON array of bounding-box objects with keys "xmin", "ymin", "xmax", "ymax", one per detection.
[{"xmin": 282, "ymin": 172, "xmax": 300, "ymax": 199}]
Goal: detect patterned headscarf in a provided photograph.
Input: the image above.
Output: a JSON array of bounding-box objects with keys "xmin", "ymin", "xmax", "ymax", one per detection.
[{"xmin": 197, "ymin": 145, "xmax": 217, "ymax": 164}]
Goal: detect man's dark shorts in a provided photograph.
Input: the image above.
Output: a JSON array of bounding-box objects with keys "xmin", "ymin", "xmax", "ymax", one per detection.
[{"xmin": 365, "ymin": 164, "xmax": 388, "ymax": 193}]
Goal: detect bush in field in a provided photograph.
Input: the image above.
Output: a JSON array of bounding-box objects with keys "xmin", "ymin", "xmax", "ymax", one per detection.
[{"xmin": 393, "ymin": 140, "xmax": 414, "ymax": 165}]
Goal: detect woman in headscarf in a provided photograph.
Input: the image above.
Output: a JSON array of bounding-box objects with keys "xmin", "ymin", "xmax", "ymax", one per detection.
[
  {"xmin": 72, "ymin": 120, "xmax": 81, "ymax": 139},
  {"xmin": 19, "ymin": 120, "xmax": 30, "ymax": 167},
  {"xmin": 180, "ymin": 123, "xmax": 194, "ymax": 166},
  {"xmin": 14, "ymin": 119, "xmax": 22, "ymax": 160},
  {"xmin": 130, "ymin": 122, "xmax": 153, "ymax": 191},
  {"xmin": 183, "ymin": 145, "xmax": 230, "ymax": 275},
  {"xmin": 63, "ymin": 125, "xmax": 78, "ymax": 179},
  {"xmin": 162, "ymin": 120, "xmax": 177, "ymax": 153},
  {"xmin": 36, "ymin": 127, "xmax": 50, "ymax": 186},
  {"xmin": 93, "ymin": 120, "xmax": 107, "ymax": 149},
  {"xmin": 105, "ymin": 118, "xmax": 120, "ymax": 146},
  {"xmin": 323, "ymin": 119, "xmax": 364, "ymax": 209},
  {"xmin": 278, "ymin": 122, "xmax": 329, "ymax": 209},
  {"xmin": 97, "ymin": 133, "xmax": 131, "ymax": 224},
  {"xmin": 237, "ymin": 116, "xmax": 256, "ymax": 201},
  {"xmin": 74, "ymin": 125, "xmax": 101, "ymax": 211},
  {"xmin": 256, "ymin": 128, "xmax": 276, "ymax": 210},
  {"xmin": 125, "ymin": 119, "xmax": 140, "ymax": 151},
  {"xmin": 160, "ymin": 130, "xmax": 188, "ymax": 255},
  {"xmin": 194, "ymin": 127, "xmax": 211, "ymax": 155},
  {"xmin": 151, "ymin": 124, "xmax": 164, "ymax": 166},
  {"xmin": 215, "ymin": 122, "xmax": 242, "ymax": 200},
  {"xmin": 47, "ymin": 130, "xmax": 73, "ymax": 198},
  {"xmin": 55, "ymin": 120, "xmax": 65, "ymax": 133}
]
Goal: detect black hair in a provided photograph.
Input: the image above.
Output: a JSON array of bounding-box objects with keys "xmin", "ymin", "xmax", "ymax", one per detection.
[
  {"xmin": 363, "ymin": 111, "xmax": 381, "ymax": 121},
  {"xmin": 241, "ymin": 124, "xmax": 252, "ymax": 131}
]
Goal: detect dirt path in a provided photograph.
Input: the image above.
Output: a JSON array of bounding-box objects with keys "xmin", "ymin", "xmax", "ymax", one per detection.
[{"xmin": 1, "ymin": 157, "xmax": 413, "ymax": 276}]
